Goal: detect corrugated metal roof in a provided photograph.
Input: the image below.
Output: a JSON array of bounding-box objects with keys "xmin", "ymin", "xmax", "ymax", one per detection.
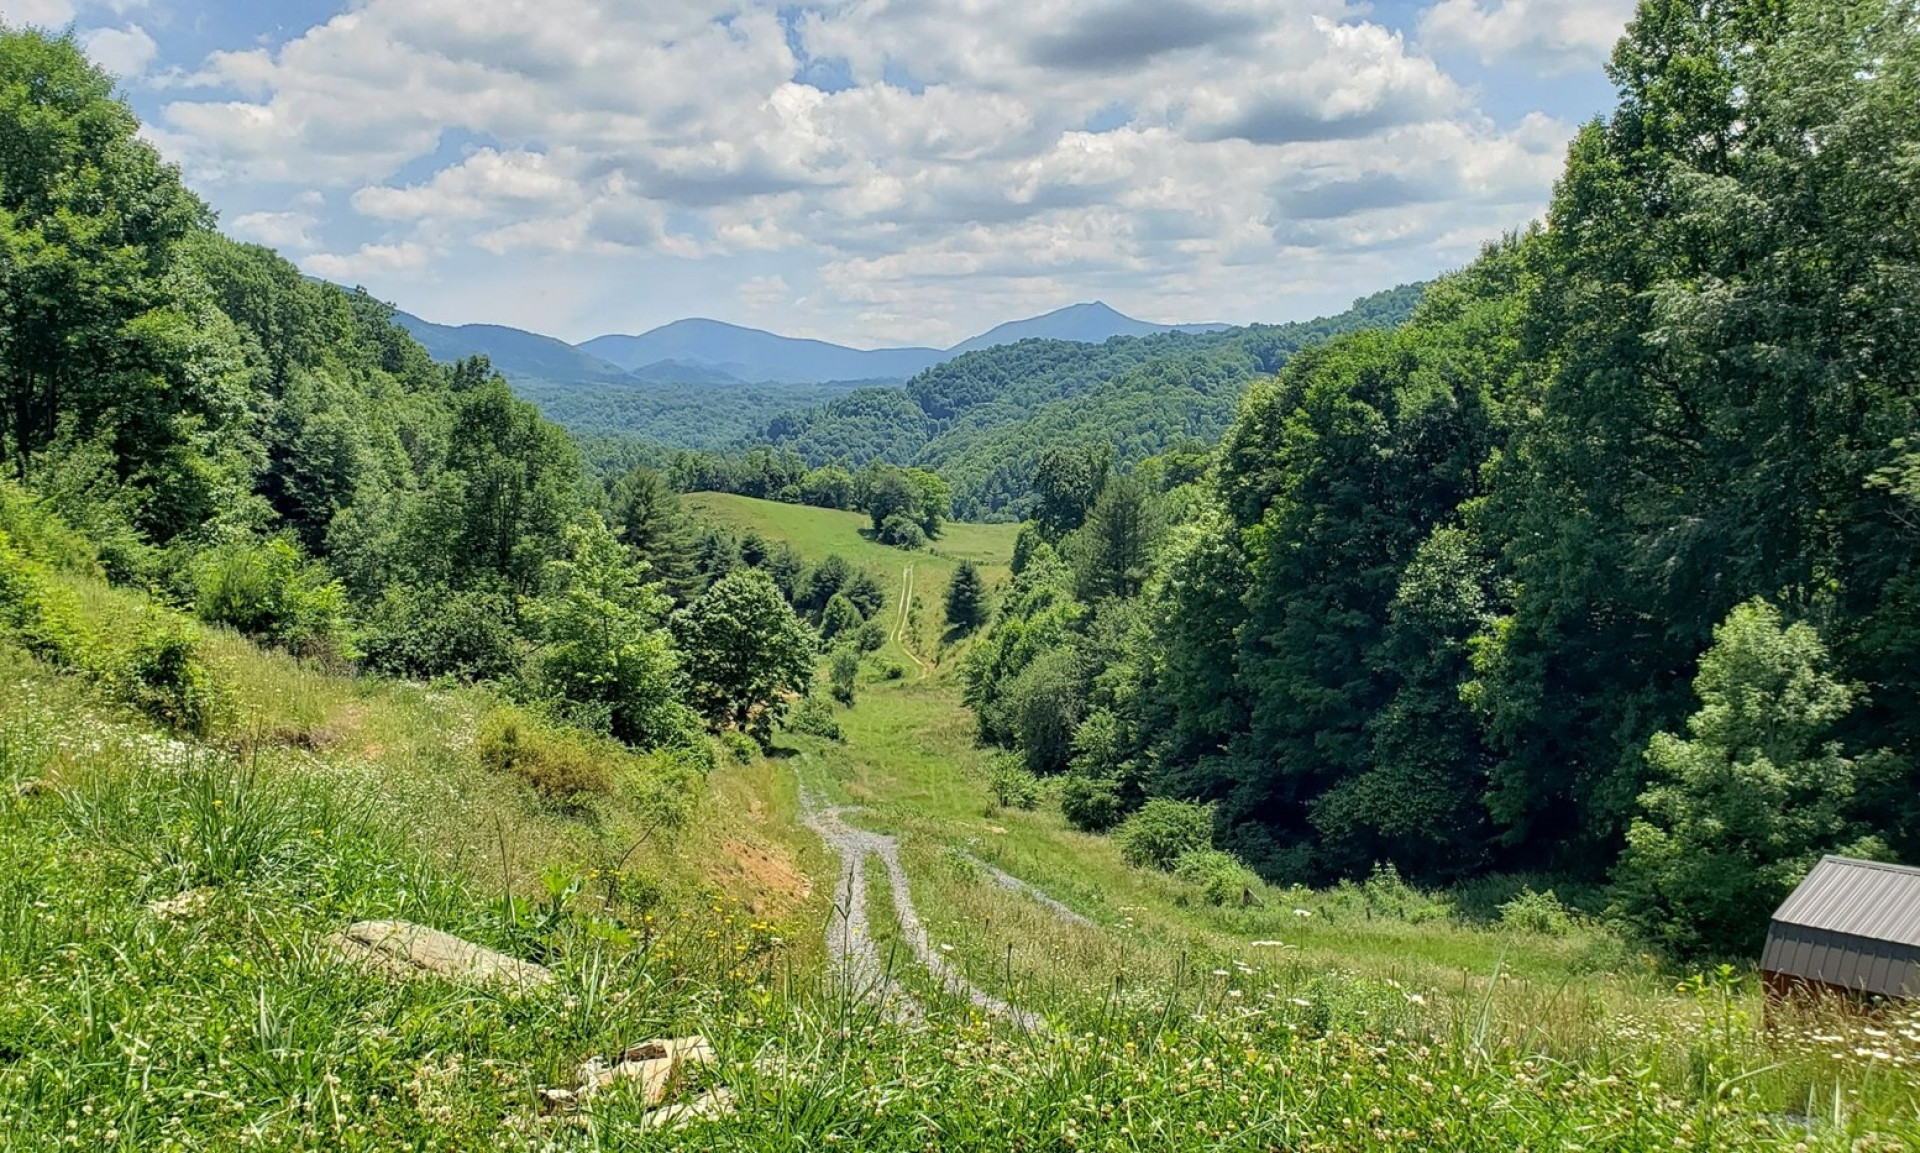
[{"xmin": 1770, "ymin": 856, "xmax": 1920, "ymax": 948}]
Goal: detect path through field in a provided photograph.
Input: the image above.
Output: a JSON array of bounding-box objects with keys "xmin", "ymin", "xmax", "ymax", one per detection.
[
  {"xmin": 958, "ymin": 852, "xmax": 1096, "ymax": 929},
  {"xmin": 892, "ymin": 564, "xmax": 932, "ymax": 677},
  {"xmin": 799, "ymin": 789, "xmax": 1038, "ymax": 1029}
]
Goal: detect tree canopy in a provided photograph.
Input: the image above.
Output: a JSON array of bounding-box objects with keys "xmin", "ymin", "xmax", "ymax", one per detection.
[{"xmin": 955, "ymin": 0, "xmax": 1920, "ymax": 958}]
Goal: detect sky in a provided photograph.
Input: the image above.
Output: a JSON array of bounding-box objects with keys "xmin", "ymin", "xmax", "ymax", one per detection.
[{"xmin": 1, "ymin": 0, "xmax": 1638, "ymax": 348}]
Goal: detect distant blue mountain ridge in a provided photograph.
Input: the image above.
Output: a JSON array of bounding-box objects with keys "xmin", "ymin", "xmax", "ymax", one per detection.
[
  {"xmin": 944, "ymin": 301, "xmax": 1230, "ymax": 356},
  {"xmin": 393, "ymin": 300, "xmax": 1230, "ymax": 390}
]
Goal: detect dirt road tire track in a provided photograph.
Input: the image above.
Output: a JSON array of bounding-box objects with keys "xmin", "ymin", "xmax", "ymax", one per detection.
[
  {"xmin": 893, "ymin": 564, "xmax": 932, "ymax": 677},
  {"xmin": 800, "ymin": 790, "xmax": 1038, "ymax": 1029}
]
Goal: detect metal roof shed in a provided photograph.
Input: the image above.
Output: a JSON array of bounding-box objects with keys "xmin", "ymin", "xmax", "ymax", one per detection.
[{"xmin": 1761, "ymin": 856, "xmax": 1920, "ymax": 1000}]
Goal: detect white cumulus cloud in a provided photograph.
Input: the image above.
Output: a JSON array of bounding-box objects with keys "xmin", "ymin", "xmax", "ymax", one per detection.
[
  {"xmin": 137, "ymin": 0, "xmax": 1600, "ymax": 343},
  {"xmin": 1419, "ymin": 0, "xmax": 1637, "ymax": 74},
  {"xmin": 230, "ymin": 210, "xmax": 319, "ymax": 251},
  {"xmin": 0, "ymin": 0, "xmax": 77, "ymax": 27},
  {"xmin": 78, "ymin": 22, "xmax": 155, "ymax": 79},
  {"xmin": 303, "ymin": 241, "xmax": 432, "ymax": 282}
]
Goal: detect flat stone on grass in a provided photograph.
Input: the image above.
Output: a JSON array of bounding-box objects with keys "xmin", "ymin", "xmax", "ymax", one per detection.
[{"xmin": 325, "ymin": 919, "xmax": 554, "ymax": 990}]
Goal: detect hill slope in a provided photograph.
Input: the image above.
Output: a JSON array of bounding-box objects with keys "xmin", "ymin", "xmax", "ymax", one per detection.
[
  {"xmin": 513, "ymin": 377, "xmax": 863, "ymax": 451},
  {"xmin": 396, "ymin": 303, "xmax": 1246, "ymax": 453},
  {"xmin": 763, "ymin": 281, "xmax": 1427, "ymax": 519},
  {"xmin": 682, "ymin": 491, "xmax": 1018, "ymax": 658},
  {"xmin": 394, "ymin": 310, "xmax": 635, "ymax": 385}
]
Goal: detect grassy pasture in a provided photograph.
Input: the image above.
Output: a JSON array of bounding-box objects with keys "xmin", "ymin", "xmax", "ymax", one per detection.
[{"xmin": 682, "ymin": 492, "xmax": 1019, "ymax": 663}]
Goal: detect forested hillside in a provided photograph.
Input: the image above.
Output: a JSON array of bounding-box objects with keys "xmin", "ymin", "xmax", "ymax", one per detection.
[
  {"xmin": 517, "ymin": 376, "xmax": 865, "ymax": 450},
  {"xmin": 960, "ymin": 0, "xmax": 1920, "ymax": 959},
  {"xmin": 0, "ymin": 28, "xmax": 858, "ymax": 762},
  {"xmin": 705, "ymin": 283, "xmax": 1425, "ymax": 520}
]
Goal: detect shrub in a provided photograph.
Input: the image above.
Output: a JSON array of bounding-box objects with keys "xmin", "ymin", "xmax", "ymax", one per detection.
[
  {"xmin": 0, "ymin": 529, "xmax": 89, "ymax": 666},
  {"xmin": 1115, "ymin": 798, "xmax": 1213, "ymax": 871},
  {"xmin": 23, "ymin": 439, "xmax": 161, "ymax": 584},
  {"xmin": 661, "ymin": 734, "xmax": 719, "ymax": 777},
  {"xmin": 1498, "ymin": 887, "xmax": 1576, "ymax": 936},
  {"xmin": 2, "ymin": 529, "xmax": 222, "ymax": 735},
  {"xmin": 1568, "ymin": 934, "xmax": 1635, "ymax": 975},
  {"xmin": 829, "ymin": 645, "xmax": 859, "ymax": 707},
  {"xmin": 877, "ymin": 513, "xmax": 926, "ymax": 549},
  {"xmin": 1060, "ymin": 772, "xmax": 1124, "ymax": 832},
  {"xmin": 988, "ymin": 755, "xmax": 1041, "ymax": 810},
  {"xmin": 0, "ymin": 480, "xmax": 101, "ymax": 577},
  {"xmin": 785, "ymin": 695, "xmax": 843, "ymax": 742},
  {"xmin": 721, "ymin": 729, "xmax": 759, "ymax": 764},
  {"xmin": 880, "ymin": 661, "xmax": 906, "ymax": 681},
  {"xmin": 475, "ymin": 708, "xmax": 612, "ymax": 803},
  {"xmin": 855, "ymin": 619, "xmax": 887, "ymax": 653},
  {"xmin": 1173, "ymin": 848, "xmax": 1262, "ymax": 907},
  {"xmin": 192, "ymin": 535, "xmax": 353, "ymax": 662},
  {"xmin": 359, "ymin": 583, "xmax": 523, "ymax": 682},
  {"xmin": 1351, "ymin": 862, "xmax": 1452, "ymax": 924},
  {"xmin": 113, "ymin": 616, "xmax": 219, "ymax": 736}
]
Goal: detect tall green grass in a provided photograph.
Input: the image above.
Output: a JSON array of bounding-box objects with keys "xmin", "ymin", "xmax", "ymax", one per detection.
[{"xmin": 4, "ymin": 642, "xmax": 1918, "ymax": 1148}]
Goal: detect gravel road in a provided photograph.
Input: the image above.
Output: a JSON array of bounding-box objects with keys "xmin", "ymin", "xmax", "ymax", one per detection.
[
  {"xmin": 959, "ymin": 852, "xmax": 1096, "ymax": 928},
  {"xmin": 800, "ymin": 791, "xmax": 1038, "ymax": 1029}
]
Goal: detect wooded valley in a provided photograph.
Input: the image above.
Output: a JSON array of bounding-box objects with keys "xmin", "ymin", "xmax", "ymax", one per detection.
[{"xmin": 4, "ymin": 1, "xmax": 1920, "ymax": 1145}]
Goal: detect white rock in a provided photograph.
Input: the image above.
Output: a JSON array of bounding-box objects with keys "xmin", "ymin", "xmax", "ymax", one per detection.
[{"xmin": 324, "ymin": 920, "xmax": 554, "ymax": 989}]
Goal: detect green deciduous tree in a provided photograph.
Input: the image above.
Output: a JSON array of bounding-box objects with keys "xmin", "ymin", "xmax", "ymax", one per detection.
[
  {"xmin": 1032, "ymin": 444, "xmax": 1111, "ymax": 540},
  {"xmin": 1319, "ymin": 524, "xmax": 1496, "ymax": 880},
  {"xmin": 819, "ymin": 593, "xmax": 864, "ymax": 644},
  {"xmin": 1475, "ymin": 0, "xmax": 1920, "ymax": 872},
  {"xmin": 673, "ymin": 568, "xmax": 818, "ymax": 741},
  {"xmin": 861, "ymin": 467, "xmax": 917, "ymax": 536},
  {"xmin": 0, "ymin": 30, "xmax": 261, "ymax": 538},
  {"xmin": 423, "ymin": 374, "xmax": 580, "ymax": 594},
  {"xmin": 829, "ymin": 644, "xmax": 859, "ymax": 707},
  {"xmin": 536, "ymin": 519, "xmax": 687, "ymax": 747},
  {"xmin": 905, "ymin": 468, "xmax": 950, "ymax": 538},
  {"xmin": 964, "ymin": 545, "xmax": 1084, "ymax": 754},
  {"xmin": 1002, "ymin": 645, "xmax": 1085, "ymax": 775},
  {"xmin": 1154, "ymin": 252, "xmax": 1520, "ymax": 879},
  {"xmin": 1615, "ymin": 599, "xmax": 1885, "ymax": 958}
]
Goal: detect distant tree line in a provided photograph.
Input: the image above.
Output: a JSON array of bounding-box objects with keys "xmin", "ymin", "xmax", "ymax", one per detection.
[
  {"xmin": 563, "ymin": 287, "xmax": 1425, "ymax": 526},
  {"xmin": 643, "ymin": 449, "xmax": 951, "ymax": 549}
]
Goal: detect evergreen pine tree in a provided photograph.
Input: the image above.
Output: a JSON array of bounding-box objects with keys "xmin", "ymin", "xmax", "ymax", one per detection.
[{"xmin": 945, "ymin": 561, "xmax": 988, "ymax": 633}]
